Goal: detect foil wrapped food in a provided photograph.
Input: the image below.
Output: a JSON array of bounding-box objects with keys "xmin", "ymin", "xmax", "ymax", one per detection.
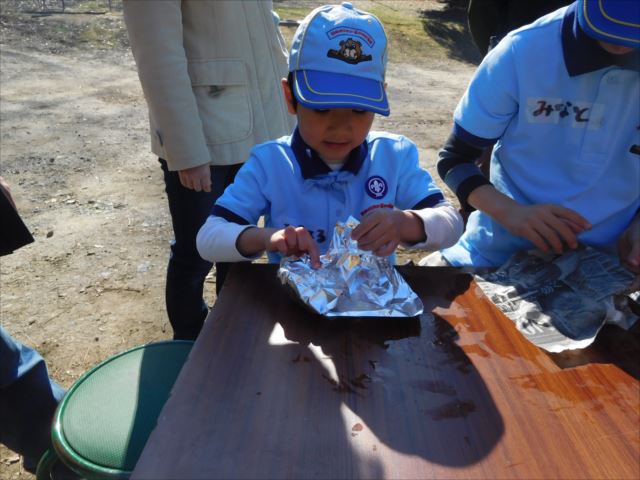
[{"xmin": 277, "ymin": 217, "xmax": 424, "ymax": 317}]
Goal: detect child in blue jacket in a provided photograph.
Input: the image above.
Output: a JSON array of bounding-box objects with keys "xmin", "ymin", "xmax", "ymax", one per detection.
[
  {"xmin": 197, "ymin": 3, "xmax": 463, "ymax": 267},
  {"xmin": 425, "ymin": 0, "xmax": 639, "ymax": 273}
]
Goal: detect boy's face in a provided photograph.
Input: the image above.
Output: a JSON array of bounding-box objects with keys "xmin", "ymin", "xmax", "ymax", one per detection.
[{"xmin": 282, "ymin": 79, "xmax": 375, "ymax": 163}]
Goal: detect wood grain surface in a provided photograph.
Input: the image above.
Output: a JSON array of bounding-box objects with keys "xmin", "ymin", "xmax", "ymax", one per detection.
[{"xmin": 133, "ymin": 263, "xmax": 640, "ymax": 479}]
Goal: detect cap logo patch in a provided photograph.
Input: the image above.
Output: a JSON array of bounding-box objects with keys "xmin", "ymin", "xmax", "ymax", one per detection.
[
  {"xmin": 366, "ymin": 175, "xmax": 387, "ymax": 199},
  {"xmin": 327, "ymin": 26, "xmax": 375, "ymax": 47},
  {"xmin": 328, "ymin": 38, "xmax": 372, "ymax": 64}
]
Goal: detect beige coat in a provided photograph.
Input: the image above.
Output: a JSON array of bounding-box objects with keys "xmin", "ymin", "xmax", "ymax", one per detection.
[{"xmin": 123, "ymin": 0, "xmax": 295, "ymax": 171}]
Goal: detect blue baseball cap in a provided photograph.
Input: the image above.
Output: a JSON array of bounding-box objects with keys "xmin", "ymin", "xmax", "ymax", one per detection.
[
  {"xmin": 577, "ymin": 0, "xmax": 640, "ymax": 48},
  {"xmin": 288, "ymin": 2, "xmax": 390, "ymax": 116}
]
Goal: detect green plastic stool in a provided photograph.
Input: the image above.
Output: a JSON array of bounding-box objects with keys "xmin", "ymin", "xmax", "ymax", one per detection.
[{"xmin": 35, "ymin": 340, "xmax": 193, "ymax": 480}]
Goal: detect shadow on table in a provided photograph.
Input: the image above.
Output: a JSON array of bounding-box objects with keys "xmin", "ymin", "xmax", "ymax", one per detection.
[
  {"xmin": 547, "ymin": 321, "xmax": 640, "ymax": 380},
  {"xmin": 275, "ymin": 267, "xmax": 503, "ymax": 473}
]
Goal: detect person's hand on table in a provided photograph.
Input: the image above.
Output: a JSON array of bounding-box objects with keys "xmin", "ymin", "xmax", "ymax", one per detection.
[
  {"xmin": 499, "ymin": 203, "xmax": 592, "ymax": 254},
  {"xmin": 352, "ymin": 210, "xmax": 402, "ymax": 257},
  {"xmin": 352, "ymin": 209, "xmax": 425, "ymax": 257},
  {"xmin": 267, "ymin": 226, "xmax": 321, "ymax": 268},
  {"xmin": 618, "ymin": 214, "xmax": 640, "ymax": 273},
  {"xmin": 178, "ymin": 164, "xmax": 211, "ymax": 192},
  {"xmin": 236, "ymin": 225, "xmax": 321, "ymax": 268},
  {"xmin": 468, "ymin": 184, "xmax": 592, "ymax": 255}
]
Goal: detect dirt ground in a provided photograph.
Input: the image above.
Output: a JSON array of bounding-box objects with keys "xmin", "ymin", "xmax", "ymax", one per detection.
[{"xmin": 0, "ymin": 1, "xmax": 477, "ymax": 476}]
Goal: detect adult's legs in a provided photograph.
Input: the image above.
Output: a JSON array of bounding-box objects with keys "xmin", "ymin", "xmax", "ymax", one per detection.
[
  {"xmin": 0, "ymin": 326, "xmax": 65, "ymax": 473},
  {"xmin": 160, "ymin": 159, "xmax": 242, "ymax": 340}
]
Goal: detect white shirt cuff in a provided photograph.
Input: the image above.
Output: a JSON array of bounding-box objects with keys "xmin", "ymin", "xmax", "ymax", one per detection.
[
  {"xmin": 196, "ymin": 216, "xmax": 261, "ymax": 262},
  {"xmin": 403, "ymin": 204, "xmax": 463, "ymax": 251}
]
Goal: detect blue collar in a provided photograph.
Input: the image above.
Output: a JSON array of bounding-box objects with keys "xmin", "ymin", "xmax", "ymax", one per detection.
[
  {"xmin": 562, "ymin": 3, "xmax": 639, "ymax": 76},
  {"xmin": 290, "ymin": 128, "xmax": 368, "ymax": 179}
]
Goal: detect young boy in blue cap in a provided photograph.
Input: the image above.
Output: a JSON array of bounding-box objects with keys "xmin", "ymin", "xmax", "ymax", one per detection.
[
  {"xmin": 422, "ymin": 0, "xmax": 640, "ymax": 273},
  {"xmin": 197, "ymin": 2, "xmax": 463, "ymax": 268}
]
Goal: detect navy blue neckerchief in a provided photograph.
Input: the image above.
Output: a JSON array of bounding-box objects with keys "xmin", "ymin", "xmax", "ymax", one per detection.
[
  {"xmin": 291, "ymin": 128, "xmax": 443, "ymax": 210},
  {"xmin": 290, "ymin": 128, "xmax": 368, "ymax": 179},
  {"xmin": 212, "ymin": 130, "xmax": 370, "ymax": 224},
  {"xmin": 562, "ymin": 2, "xmax": 639, "ymax": 77}
]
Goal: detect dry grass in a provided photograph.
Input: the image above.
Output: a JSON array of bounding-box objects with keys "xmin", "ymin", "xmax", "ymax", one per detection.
[{"xmin": 1, "ymin": 0, "xmax": 477, "ymax": 64}]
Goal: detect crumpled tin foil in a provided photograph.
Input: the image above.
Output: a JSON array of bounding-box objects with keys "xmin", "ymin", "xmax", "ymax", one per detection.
[{"xmin": 277, "ymin": 217, "xmax": 424, "ymax": 317}]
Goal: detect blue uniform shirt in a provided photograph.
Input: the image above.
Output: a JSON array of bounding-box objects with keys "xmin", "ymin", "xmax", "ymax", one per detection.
[
  {"xmin": 213, "ymin": 129, "xmax": 445, "ymax": 263},
  {"xmin": 443, "ymin": 4, "xmax": 640, "ymax": 266}
]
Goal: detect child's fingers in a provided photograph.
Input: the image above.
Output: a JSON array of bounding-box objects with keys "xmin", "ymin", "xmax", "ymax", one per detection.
[
  {"xmin": 299, "ymin": 234, "xmax": 321, "ymax": 268},
  {"xmin": 281, "ymin": 227, "xmax": 320, "ymax": 267},
  {"xmin": 562, "ymin": 218, "xmax": 585, "ymax": 234},
  {"xmin": 273, "ymin": 236, "xmax": 290, "ymax": 256},
  {"xmin": 351, "ymin": 216, "xmax": 377, "ymax": 241},
  {"xmin": 374, "ymin": 240, "xmax": 398, "ymax": 257},
  {"xmin": 267, "ymin": 226, "xmax": 294, "ymax": 256},
  {"xmin": 522, "ymin": 224, "xmax": 550, "ymax": 253},
  {"xmin": 552, "ymin": 206, "xmax": 591, "ymax": 230},
  {"xmin": 356, "ymin": 223, "xmax": 389, "ymax": 251},
  {"xmin": 355, "ymin": 212, "xmax": 398, "ymax": 251},
  {"xmin": 283, "ymin": 226, "xmax": 302, "ymax": 254},
  {"xmin": 544, "ymin": 215, "xmax": 579, "ymax": 250},
  {"xmin": 362, "ymin": 232, "xmax": 401, "ymax": 256},
  {"xmin": 531, "ymin": 221, "xmax": 564, "ymax": 253}
]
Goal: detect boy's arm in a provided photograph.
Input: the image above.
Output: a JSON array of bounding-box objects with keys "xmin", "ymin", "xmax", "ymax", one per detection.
[
  {"xmin": 467, "ymin": 184, "xmax": 590, "ymax": 252},
  {"xmin": 437, "ymin": 131, "xmax": 491, "ymax": 212},
  {"xmin": 197, "ymin": 217, "xmax": 321, "ymax": 267},
  {"xmin": 353, "ymin": 135, "xmax": 463, "ymax": 256},
  {"xmin": 238, "ymin": 226, "xmax": 321, "ymax": 268},
  {"xmin": 407, "ymin": 202, "xmax": 463, "ymax": 251},
  {"xmin": 439, "ymin": 131, "xmax": 591, "ymax": 254},
  {"xmin": 197, "ymin": 216, "xmax": 259, "ymax": 263},
  {"xmin": 352, "ymin": 210, "xmax": 424, "ymax": 257}
]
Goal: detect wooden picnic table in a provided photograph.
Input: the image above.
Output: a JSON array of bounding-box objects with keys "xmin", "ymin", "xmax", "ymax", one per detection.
[{"xmin": 133, "ymin": 263, "xmax": 640, "ymax": 479}]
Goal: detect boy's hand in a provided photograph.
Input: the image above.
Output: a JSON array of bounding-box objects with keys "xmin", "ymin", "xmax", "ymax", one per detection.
[
  {"xmin": 178, "ymin": 165, "xmax": 212, "ymax": 192},
  {"xmin": 618, "ymin": 216, "xmax": 640, "ymax": 273},
  {"xmin": 267, "ymin": 226, "xmax": 321, "ymax": 268},
  {"xmin": 352, "ymin": 210, "xmax": 405, "ymax": 257},
  {"xmin": 469, "ymin": 185, "xmax": 592, "ymax": 254},
  {"xmin": 499, "ymin": 203, "xmax": 591, "ymax": 254}
]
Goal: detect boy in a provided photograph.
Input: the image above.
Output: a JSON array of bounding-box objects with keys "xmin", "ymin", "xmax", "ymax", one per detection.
[
  {"xmin": 423, "ymin": 0, "xmax": 640, "ymax": 273},
  {"xmin": 197, "ymin": 2, "xmax": 462, "ymax": 268}
]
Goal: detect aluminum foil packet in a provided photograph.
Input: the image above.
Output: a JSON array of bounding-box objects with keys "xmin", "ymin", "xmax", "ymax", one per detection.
[{"xmin": 277, "ymin": 217, "xmax": 424, "ymax": 317}]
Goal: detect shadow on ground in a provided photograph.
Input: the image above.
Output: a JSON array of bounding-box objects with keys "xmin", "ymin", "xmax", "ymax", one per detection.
[{"xmin": 419, "ymin": 1, "xmax": 481, "ymax": 65}]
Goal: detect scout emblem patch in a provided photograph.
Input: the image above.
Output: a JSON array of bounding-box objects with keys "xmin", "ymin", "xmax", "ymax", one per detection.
[{"xmin": 366, "ymin": 175, "xmax": 387, "ymax": 199}]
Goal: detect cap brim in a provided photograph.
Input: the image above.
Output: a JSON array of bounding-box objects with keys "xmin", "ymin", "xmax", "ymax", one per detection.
[
  {"xmin": 579, "ymin": 0, "xmax": 640, "ymax": 47},
  {"xmin": 293, "ymin": 70, "xmax": 390, "ymax": 116}
]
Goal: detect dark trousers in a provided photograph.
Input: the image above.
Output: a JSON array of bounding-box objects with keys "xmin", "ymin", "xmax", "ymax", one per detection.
[{"xmin": 160, "ymin": 158, "xmax": 243, "ymax": 341}]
